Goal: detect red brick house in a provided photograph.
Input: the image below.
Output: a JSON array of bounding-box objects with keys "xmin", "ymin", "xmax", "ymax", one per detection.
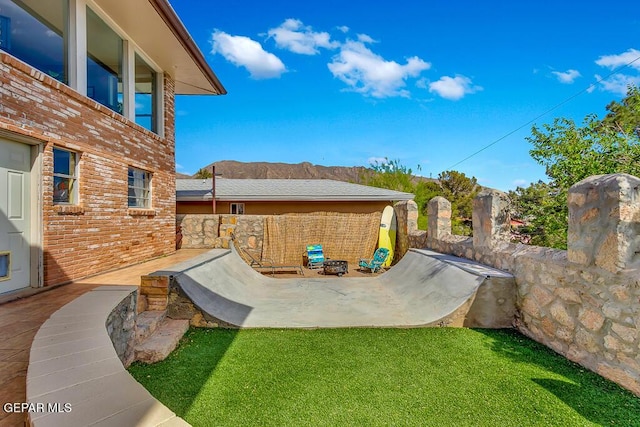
[{"xmin": 0, "ymin": 0, "xmax": 225, "ymax": 296}]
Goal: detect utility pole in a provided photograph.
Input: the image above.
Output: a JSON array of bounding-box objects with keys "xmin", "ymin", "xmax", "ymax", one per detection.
[
  {"xmin": 211, "ymin": 166, "xmax": 222, "ymax": 213},
  {"xmin": 212, "ymin": 165, "xmax": 216, "ymax": 214}
]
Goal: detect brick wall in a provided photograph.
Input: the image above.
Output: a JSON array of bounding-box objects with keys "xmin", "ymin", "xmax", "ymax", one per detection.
[{"xmin": 0, "ymin": 53, "xmax": 177, "ymax": 286}]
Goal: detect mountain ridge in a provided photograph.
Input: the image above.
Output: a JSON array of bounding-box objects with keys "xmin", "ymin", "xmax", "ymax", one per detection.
[{"xmin": 185, "ymin": 160, "xmax": 369, "ymax": 183}]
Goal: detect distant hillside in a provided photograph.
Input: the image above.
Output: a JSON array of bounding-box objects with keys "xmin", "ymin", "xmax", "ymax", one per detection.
[{"xmin": 188, "ymin": 160, "xmax": 369, "ymax": 183}]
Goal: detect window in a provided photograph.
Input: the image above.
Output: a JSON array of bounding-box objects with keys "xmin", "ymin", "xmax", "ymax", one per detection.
[
  {"xmin": 0, "ymin": 0, "xmax": 68, "ymax": 83},
  {"xmin": 135, "ymin": 53, "xmax": 157, "ymax": 132},
  {"xmin": 0, "ymin": 2, "xmax": 164, "ymax": 134},
  {"xmin": 53, "ymin": 147, "xmax": 77, "ymax": 204},
  {"xmin": 230, "ymin": 203, "xmax": 245, "ymax": 215},
  {"xmin": 128, "ymin": 167, "xmax": 151, "ymax": 208},
  {"xmin": 86, "ymin": 7, "xmax": 123, "ymax": 113}
]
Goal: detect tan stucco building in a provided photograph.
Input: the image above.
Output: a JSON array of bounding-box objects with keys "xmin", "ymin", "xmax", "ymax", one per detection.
[{"xmin": 177, "ymin": 178, "xmax": 415, "ymax": 215}]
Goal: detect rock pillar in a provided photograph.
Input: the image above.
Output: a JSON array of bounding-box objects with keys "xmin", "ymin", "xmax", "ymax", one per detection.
[
  {"xmin": 472, "ymin": 189, "xmax": 511, "ymax": 248},
  {"xmin": 427, "ymin": 196, "xmax": 452, "ymax": 240},
  {"xmin": 567, "ymin": 173, "xmax": 640, "ymax": 273}
]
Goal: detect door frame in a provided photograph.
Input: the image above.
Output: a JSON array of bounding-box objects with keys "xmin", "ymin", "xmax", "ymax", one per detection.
[{"xmin": 0, "ymin": 129, "xmax": 44, "ymax": 290}]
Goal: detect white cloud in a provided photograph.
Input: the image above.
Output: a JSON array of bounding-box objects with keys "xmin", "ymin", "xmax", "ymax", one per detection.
[
  {"xmin": 552, "ymin": 69, "xmax": 581, "ymax": 84},
  {"xmin": 595, "ymin": 48, "xmax": 640, "ymax": 71},
  {"xmin": 428, "ymin": 75, "xmax": 482, "ymax": 100},
  {"xmin": 357, "ymin": 34, "xmax": 376, "ymax": 44},
  {"xmin": 337, "ymin": 25, "xmax": 350, "ymax": 33},
  {"xmin": 593, "ymin": 48, "xmax": 640, "ymax": 95},
  {"xmin": 267, "ymin": 19, "xmax": 338, "ymax": 55},
  {"xmin": 367, "ymin": 156, "xmax": 388, "ymax": 166},
  {"xmin": 211, "ymin": 30, "xmax": 286, "ymax": 79},
  {"xmin": 328, "ymin": 40, "xmax": 430, "ymax": 98},
  {"xmin": 594, "ymin": 73, "xmax": 640, "ymax": 95}
]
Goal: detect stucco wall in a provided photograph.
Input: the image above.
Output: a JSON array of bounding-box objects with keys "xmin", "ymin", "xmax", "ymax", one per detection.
[
  {"xmin": 177, "ymin": 200, "xmax": 391, "ymax": 215},
  {"xmin": 396, "ymin": 173, "xmax": 640, "ymax": 395}
]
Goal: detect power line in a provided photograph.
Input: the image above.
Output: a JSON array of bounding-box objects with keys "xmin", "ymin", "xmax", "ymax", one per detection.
[{"xmin": 445, "ymin": 54, "xmax": 640, "ymax": 171}]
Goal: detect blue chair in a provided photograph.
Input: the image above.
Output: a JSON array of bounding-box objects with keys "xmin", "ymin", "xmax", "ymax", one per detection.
[
  {"xmin": 358, "ymin": 248, "xmax": 389, "ymax": 273},
  {"xmin": 306, "ymin": 244, "xmax": 326, "ymax": 269}
]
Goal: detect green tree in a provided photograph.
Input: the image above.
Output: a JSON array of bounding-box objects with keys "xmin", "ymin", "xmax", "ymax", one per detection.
[
  {"xmin": 360, "ymin": 160, "xmax": 481, "ymax": 234},
  {"xmin": 413, "ymin": 181, "xmax": 443, "ymax": 230},
  {"xmin": 528, "ymin": 116, "xmax": 640, "ymax": 190},
  {"xmin": 360, "ymin": 158, "xmax": 431, "ymax": 229},
  {"xmin": 515, "ymin": 85, "xmax": 640, "ymax": 248},
  {"xmin": 602, "ymin": 85, "xmax": 640, "ymax": 137},
  {"xmin": 413, "ymin": 181, "xmax": 443, "ymax": 213},
  {"xmin": 194, "ymin": 167, "xmax": 213, "ymax": 179},
  {"xmin": 361, "ymin": 158, "xmax": 417, "ymax": 193},
  {"xmin": 437, "ymin": 170, "xmax": 479, "ymax": 235},
  {"xmin": 508, "ymin": 181, "xmax": 567, "ymax": 249}
]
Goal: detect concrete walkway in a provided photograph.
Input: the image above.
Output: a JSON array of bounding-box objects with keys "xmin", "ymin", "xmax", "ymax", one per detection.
[{"xmin": 0, "ymin": 249, "xmax": 210, "ymax": 427}]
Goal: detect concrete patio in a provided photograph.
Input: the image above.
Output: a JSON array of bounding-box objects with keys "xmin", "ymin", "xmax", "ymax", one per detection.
[{"xmin": 0, "ymin": 249, "xmax": 210, "ymax": 427}]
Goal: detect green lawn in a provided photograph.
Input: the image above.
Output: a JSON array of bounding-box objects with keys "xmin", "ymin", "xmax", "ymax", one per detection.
[{"xmin": 129, "ymin": 328, "xmax": 640, "ymax": 427}]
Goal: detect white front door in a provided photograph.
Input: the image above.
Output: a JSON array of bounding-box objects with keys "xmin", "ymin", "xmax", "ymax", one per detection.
[{"xmin": 0, "ymin": 139, "xmax": 31, "ymax": 294}]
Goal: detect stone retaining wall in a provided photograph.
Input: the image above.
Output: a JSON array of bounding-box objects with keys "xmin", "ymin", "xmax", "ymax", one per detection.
[
  {"xmin": 397, "ymin": 173, "xmax": 640, "ymax": 395},
  {"xmin": 105, "ymin": 289, "xmax": 138, "ymax": 368},
  {"xmin": 177, "ymin": 214, "xmax": 265, "ymax": 251}
]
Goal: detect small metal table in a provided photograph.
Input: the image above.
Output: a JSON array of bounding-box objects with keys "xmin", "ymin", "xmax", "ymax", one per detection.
[{"xmin": 323, "ymin": 260, "xmax": 348, "ymax": 276}]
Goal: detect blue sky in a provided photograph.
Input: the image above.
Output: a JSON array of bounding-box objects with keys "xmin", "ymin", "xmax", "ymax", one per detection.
[{"xmin": 170, "ymin": 1, "xmax": 640, "ymax": 191}]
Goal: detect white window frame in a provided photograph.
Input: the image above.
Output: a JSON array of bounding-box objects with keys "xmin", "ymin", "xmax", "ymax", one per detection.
[
  {"xmin": 68, "ymin": 0, "xmax": 164, "ymax": 135},
  {"xmin": 127, "ymin": 167, "xmax": 152, "ymax": 208},
  {"xmin": 230, "ymin": 203, "xmax": 245, "ymax": 215},
  {"xmin": 0, "ymin": 0, "xmax": 164, "ymax": 134},
  {"xmin": 52, "ymin": 147, "xmax": 79, "ymax": 205}
]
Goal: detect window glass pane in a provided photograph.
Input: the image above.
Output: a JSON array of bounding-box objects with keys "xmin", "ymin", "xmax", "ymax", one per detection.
[
  {"xmin": 0, "ymin": 0, "xmax": 67, "ymax": 83},
  {"xmin": 86, "ymin": 7, "xmax": 122, "ymax": 113},
  {"xmin": 128, "ymin": 167, "xmax": 150, "ymax": 208},
  {"xmin": 53, "ymin": 176, "xmax": 71, "ymax": 203},
  {"xmin": 53, "ymin": 147, "xmax": 71, "ymax": 174},
  {"xmin": 53, "ymin": 147, "xmax": 77, "ymax": 204},
  {"xmin": 231, "ymin": 203, "xmax": 245, "ymax": 214},
  {"xmin": 135, "ymin": 53, "xmax": 156, "ymax": 132}
]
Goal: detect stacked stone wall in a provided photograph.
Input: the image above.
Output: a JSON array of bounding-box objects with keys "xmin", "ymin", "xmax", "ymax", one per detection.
[
  {"xmin": 397, "ymin": 174, "xmax": 640, "ymax": 395},
  {"xmin": 177, "ymin": 214, "xmax": 265, "ymax": 252},
  {"xmin": 393, "ymin": 201, "xmax": 417, "ymax": 265},
  {"xmin": 105, "ymin": 290, "xmax": 137, "ymax": 367}
]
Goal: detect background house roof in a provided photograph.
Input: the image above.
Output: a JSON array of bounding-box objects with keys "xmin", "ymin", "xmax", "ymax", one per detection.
[
  {"xmin": 93, "ymin": 0, "xmax": 225, "ymax": 95},
  {"xmin": 177, "ymin": 178, "xmax": 415, "ymax": 202}
]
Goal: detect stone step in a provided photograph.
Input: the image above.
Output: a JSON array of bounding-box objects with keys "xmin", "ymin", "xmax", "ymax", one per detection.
[
  {"xmin": 135, "ymin": 310, "xmax": 166, "ymax": 343},
  {"xmin": 134, "ymin": 318, "xmax": 190, "ymax": 364}
]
